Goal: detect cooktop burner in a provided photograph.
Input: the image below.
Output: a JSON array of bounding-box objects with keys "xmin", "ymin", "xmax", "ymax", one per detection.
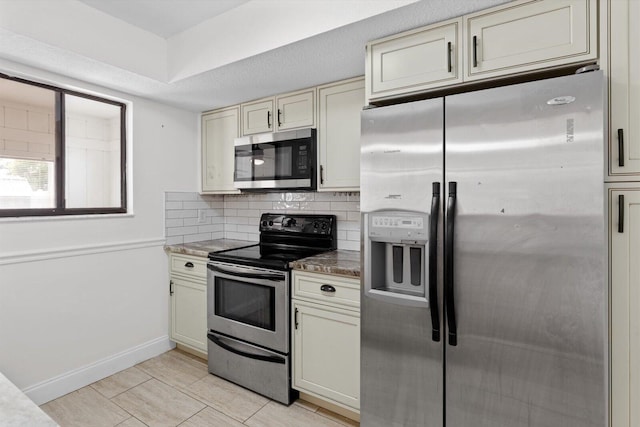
[{"xmin": 208, "ymin": 213, "xmax": 337, "ymax": 271}]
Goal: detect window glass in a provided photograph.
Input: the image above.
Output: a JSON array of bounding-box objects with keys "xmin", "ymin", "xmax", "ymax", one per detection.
[
  {"xmin": 65, "ymin": 94, "xmax": 122, "ymax": 208},
  {"xmin": 0, "ymin": 78, "xmax": 56, "ymax": 210}
]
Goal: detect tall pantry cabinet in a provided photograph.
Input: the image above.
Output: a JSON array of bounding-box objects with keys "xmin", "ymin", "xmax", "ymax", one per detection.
[{"xmin": 607, "ymin": 1, "xmax": 640, "ymax": 426}]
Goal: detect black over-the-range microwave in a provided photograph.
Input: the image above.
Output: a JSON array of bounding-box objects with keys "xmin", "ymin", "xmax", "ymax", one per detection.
[{"xmin": 233, "ymin": 128, "xmax": 317, "ymax": 191}]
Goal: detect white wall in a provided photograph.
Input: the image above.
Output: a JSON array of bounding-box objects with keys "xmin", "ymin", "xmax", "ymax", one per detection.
[{"xmin": 0, "ymin": 59, "xmax": 199, "ymax": 404}]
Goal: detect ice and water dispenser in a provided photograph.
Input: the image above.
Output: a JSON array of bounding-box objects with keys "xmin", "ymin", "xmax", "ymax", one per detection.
[{"xmin": 364, "ymin": 210, "xmax": 429, "ymax": 306}]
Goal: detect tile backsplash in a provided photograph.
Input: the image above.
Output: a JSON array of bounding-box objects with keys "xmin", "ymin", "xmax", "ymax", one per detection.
[{"xmin": 165, "ymin": 191, "xmax": 361, "ymax": 251}]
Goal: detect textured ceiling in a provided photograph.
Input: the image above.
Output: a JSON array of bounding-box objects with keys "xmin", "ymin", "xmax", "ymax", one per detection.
[{"xmin": 0, "ymin": 0, "xmax": 512, "ymax": 113}]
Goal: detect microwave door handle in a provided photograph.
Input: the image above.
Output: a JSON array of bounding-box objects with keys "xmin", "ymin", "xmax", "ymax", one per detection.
[
  {"xmin": 207, "ymin": 333, "xmax": 286, "ymax": 364},
  {"xmin": 209, "ymin": 265, "xmax": 285, "ymax": 282}
]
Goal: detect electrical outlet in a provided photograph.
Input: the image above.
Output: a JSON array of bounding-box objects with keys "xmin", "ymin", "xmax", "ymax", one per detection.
[{"xmin": 197, "ymin": 209, "xmax": 207, "ymax": 224}]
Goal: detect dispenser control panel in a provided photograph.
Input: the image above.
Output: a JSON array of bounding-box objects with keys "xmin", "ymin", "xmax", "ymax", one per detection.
[
  {"xmin": 372, "ymin": 216, "xmax": 423, "ymax": 229},
  {"xmin": 368, "ymin": 212, "xmax": 428, "ymax": 241}
]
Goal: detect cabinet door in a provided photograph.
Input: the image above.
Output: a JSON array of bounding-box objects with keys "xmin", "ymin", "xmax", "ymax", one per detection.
[
  {"xmin": 276, "ymin": 89, "xmax": 315, "ymax": 131},
  {"xmin": 464, "ymin": 0, "xmax": 597, "ymax": 81},
  {"xmin": 241, "ymin": 98, "xmax": 274, "ymax": 135},
  {"xmin": 610, "ymin": 188, "xmax": 640, "ymax": 427},
  {"xmin": 201, "ymin": 107, "xmax": 240, "ymax": 193},
  {"xmin": 292, "ymin": 300, "xmax": 360, "ymax": 410},
  {"xmin": 317, "ymin": 78, "xmax": 365, "ymax": 191},
  {"xmin": 171, "ymin": 276, "xmax": 207, "ymax": 353},
  {"xmin": 609, "ymin": 0, "xmax": 640, "ymax": 177},
  {"xmin": 366, "ymin": 19, "xmax": 462, "ymax": 102}
]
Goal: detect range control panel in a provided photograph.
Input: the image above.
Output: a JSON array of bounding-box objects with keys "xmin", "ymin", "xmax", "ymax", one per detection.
[
  {"xmin": 368, "ymin": 212, "xmax": 428, "ymax": 241},
  {"xmin": 259, "ymin": 213, "xmax": 335, "ymax": 235}
]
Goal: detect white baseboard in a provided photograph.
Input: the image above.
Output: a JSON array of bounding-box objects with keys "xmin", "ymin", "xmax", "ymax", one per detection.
[{"xmin": 23, "ymin": 336, "xmax": 175, "ymax": 405}]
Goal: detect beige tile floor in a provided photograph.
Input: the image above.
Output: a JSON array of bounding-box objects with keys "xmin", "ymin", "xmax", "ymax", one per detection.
[{"xmin": 40, "ymin": 349, "xmax": 359, "ymax": 427}]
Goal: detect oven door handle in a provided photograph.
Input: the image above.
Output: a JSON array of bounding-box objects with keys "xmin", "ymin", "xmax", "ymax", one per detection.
[
  {"xmin": 209, "ymin": 265, "xmax": 286, "ymax": 281},
  {"xmin": 207, "ymin": 333, "xmax": 286, "ymax": 364}
]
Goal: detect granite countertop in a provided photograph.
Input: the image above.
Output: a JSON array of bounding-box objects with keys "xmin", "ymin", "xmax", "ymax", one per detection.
[
  {"xmin": 164, "ymin": 239, "xmax": 255, "ymax": 258},
  {"xmin": 0, "ymin": 372, "xmax": 58, "ymax": 426},
  {"xmin": 290, "ymin": 249, "xmax": 361, "ymax": 278}
]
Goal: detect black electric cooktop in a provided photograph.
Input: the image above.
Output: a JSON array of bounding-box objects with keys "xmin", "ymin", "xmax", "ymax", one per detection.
[
  {"xmin": 208, "ymin": 213, "xmax": 337, "ymax": 271},
  {"xmin": 209, "ymin": 244, "xmax": 330, "ymax": 271}
]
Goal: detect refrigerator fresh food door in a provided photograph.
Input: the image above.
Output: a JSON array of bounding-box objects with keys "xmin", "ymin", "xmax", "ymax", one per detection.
[
  {"xmin": 444, "ymin": 71, "xmax": 606, "ymax": 426},
  {"xmin": 360, "ymin": 98, "xmax": 444, "ymax": 427}
]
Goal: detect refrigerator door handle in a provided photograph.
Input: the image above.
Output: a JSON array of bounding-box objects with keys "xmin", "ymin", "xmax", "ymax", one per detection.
[
  {"xmin": 445, "ymin": 181, "xmax": 458, "ymax": 346},
  {"xmin": 429, "ymin": 182, "xmax": 441, "ymax": 342}
]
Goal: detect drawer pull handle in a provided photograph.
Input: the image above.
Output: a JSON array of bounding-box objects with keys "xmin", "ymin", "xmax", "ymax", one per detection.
[
  {"xmin": 320, "ymin": 284, "xmax": 336, "ymax": 293},
  {"xmin": 184, "ymin": 262, "xmax": 194, "ymax": 268}
]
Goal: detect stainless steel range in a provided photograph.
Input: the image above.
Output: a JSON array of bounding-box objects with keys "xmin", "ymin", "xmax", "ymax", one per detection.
[{"xmin": 206, "ymin": 213, "xmax": 336, "ymax": 404}]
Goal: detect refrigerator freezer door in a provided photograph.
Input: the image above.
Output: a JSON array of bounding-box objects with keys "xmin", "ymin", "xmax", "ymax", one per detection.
[
  {"xmin": 360, "ymin": 99, "xmax": 444, "ymax": 427},
  {"xmin": 444, "ymin": 72, "xmax": 606, "ymax": 426},
  {"xmin": 361, "ymin": 99, "xmax": 444, "ymax": 213}
]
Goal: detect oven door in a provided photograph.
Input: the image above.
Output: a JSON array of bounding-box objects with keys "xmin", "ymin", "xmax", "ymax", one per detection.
[{"xmin": 207, "ymin": 261, "xmax": 289, "ymax": 353}]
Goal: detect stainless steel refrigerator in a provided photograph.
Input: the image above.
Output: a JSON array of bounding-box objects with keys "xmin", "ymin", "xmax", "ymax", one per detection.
[{"xmin": 360, "ymin": 71, "xmax": 607, "ymax": 427}]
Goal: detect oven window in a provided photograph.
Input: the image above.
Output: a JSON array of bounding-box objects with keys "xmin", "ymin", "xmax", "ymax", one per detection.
[{"xmin": 214, "ymin": 277, "xmax": 276, "ymax": 331}]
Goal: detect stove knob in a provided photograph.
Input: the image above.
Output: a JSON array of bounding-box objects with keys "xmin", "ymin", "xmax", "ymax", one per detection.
[
  {"xmin": 268, "ymin": 220, "xmax": 273, "ymax": 226},
  {"xmin": 261, "ymin": 220, "xmax": 267, "ymax": 227},
  {"xmin": 313, "ymin": 222, "xmax": 319, "ymax": 228},
  {"xmin": 321, "ymin": 223, "xmax": 328, "ymax": 230}
]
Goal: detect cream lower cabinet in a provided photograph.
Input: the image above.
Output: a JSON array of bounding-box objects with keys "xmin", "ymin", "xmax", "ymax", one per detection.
[
  {"xmin": 292, "ymin": 271, "xmax": 360, "ymax": 412},
  {"xmin": 317, "ymin": 77, "xmax": 365, "ymax": 191},
  {"xmin": 610, "ymin": 186, "xmax": 640, "ymax": 427},
  {"xmin": 608, "ymin": 0, "xmax": 640, "ymax": 177},
  {"xmin": 201, "ymin": 106, "xmax": 240, "ymax": 194},
  {"xmin": 169, "ymin": 254, "xmax": 208, "ymax": 354}
]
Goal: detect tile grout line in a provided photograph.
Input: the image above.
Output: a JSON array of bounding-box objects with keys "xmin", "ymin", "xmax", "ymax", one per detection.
[
  {"xmin": 242, "ymin": 398, "xmax": 272, "ymax": 425},
  {"xmin": 106, "ymin": 377, "xmax": 155, "ymax": 423}
]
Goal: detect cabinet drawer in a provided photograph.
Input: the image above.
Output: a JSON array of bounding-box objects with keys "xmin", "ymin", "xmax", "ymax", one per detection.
[
  {"xmin": 170, "ymin": 254, "xmax": 207, "ymax": 280},
  {"xmin": 293, "ymin": 271, "xmax": 360, "ymax": 309}
]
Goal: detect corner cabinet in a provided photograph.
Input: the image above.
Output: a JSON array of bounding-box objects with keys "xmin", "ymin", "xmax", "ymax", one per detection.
[
  {"xmin": 317, "ymin": 77, "xmax": 365, "ymax": 191},
  {"xmin": 241, "ymin": 88, "xmax": 316, "ymax": 136},
  {"xmin": 291, "ymin": 271, "xmax": 360, "ymax": 413},
  {"xmin": 608, "ymin": 0, "xmax": 640, "ymax": 177},
  {"xmin": 169, "ymin": 253, "xmax": 208, "ymax": 354},
  {"xmin": 609, "ymin": 186, "xmax": 640, "ymax": 427},
  {"xmin": 201, "ymin": 106, "xmax": 240, "ymax": 194}
]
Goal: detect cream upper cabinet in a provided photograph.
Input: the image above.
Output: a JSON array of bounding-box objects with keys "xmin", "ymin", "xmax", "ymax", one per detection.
[
  {"xmin": 276, "ymin": 88, "xmax": 315, "ymax": 131},
  {"xmin": 201, "ymin": 106, "xmax": 240, "ymax": 194},
  {"xmin": 241, "ymin": 89, "xmax": 315, "ymax": 135},
  {"xmin": 169, "ymin": 254, "xmax": 208, "ymax": 354},
  {"xmin": 241, "ymin": 98, "xmax": 274, "ymax": 135},
  {"xmin": 464, "ymin": 0, "xmax": 597, "ymax": 81},
  {"xmin": 366, "ymin": 19, "xmax": 462, "ymax": 103},
  {"xmin": 365, "ymin": 0, "xmax": 598, "ymax": 103},
  {"xmin": 292, "ymin": 271, "xmax": 361, "ymax": 412},
  {"xmin": 609, "ymin": 186, "xmax": 640, "ymax": 427},
  {"xmin": 317, "ymin": 77, "xmax": 365, "ymax": 191},
  {"xmin": 608, "ymin": 0, "xmax": 640, "ymax": 177}
]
